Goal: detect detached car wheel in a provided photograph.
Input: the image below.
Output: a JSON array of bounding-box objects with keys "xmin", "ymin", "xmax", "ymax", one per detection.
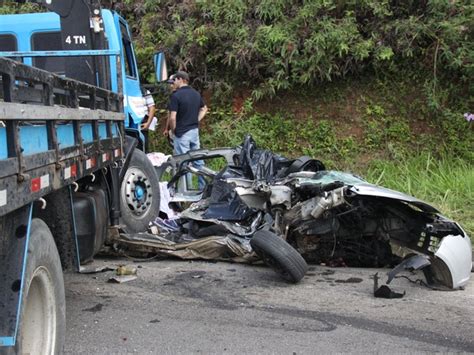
[
  {"xmin": 121, "ymin": 148, "xmax": 161, "ymax": 233},
  {"xmin": 15, "ymin": 219, "xmax": 66, "ymax": 354},
  {"xmin": 251, "ymin": 230, "xmax": 308, "ymax": 283}
]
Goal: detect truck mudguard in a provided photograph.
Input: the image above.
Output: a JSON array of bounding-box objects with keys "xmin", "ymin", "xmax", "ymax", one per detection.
[{"xmin": 0, "ymin": 204, "xmax": 32, "ymax": 346}]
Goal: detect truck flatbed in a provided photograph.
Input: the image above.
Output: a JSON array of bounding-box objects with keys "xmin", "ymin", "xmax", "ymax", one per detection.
[{"xmin": 0, "ymin": 56, "xmax": 124, "ymax": 216}]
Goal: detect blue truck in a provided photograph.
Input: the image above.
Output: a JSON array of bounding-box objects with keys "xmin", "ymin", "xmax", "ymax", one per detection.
[{"xmin": 0, "ymin": 0, "xmax": 167, "ymax": 352}]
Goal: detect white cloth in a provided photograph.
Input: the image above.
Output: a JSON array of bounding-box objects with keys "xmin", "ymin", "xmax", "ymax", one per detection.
[
  {"xmin": 146, "ymin": 152, "xmax": 171, "ymax": 167},
  {"xmin": 159, "ymin": 181, "xmax": 177, "ymax": 218},
  {"xmin": 148, "ymin": 117, "xmax": 158, "ymax": 131}
]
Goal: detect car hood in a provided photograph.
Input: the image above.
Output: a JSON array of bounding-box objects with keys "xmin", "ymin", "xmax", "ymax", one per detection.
[
  {"xmin": 348, "ymin": 183, "xmax": 439, "ymax": 213},
  {"xmin": 296, "ymin": 171, "xmax": 440, "ymax": 213}
]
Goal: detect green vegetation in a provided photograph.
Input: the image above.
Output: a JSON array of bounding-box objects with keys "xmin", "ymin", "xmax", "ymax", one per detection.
[
  {"xmin": 0, "ymin": 1, "xmax": 42, "ymax": 14},
  {"xmin": 119, "ymin": 0, "xmax": 473, "ymax": 108},
  {"xmin": 366, "ymin": 154, "xmax": 474, "ymax": 236}
]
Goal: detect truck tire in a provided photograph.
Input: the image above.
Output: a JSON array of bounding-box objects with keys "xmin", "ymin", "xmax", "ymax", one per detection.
[
  {"xmin": 15, "ymin": 219, "xmax": 66, "ymax": 354},
  {"xmin": 250, "ymin": 230, "xmax": 308, "ymax": 283},
  {"xmin": 121, "ymin": 148, "xmax": 160, "ymax": 233}
]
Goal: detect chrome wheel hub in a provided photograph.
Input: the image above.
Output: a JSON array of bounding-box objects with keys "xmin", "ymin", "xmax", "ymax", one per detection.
[{"xmin": 123, "ymin": 167, "xmax": 153, "ymax": 217}]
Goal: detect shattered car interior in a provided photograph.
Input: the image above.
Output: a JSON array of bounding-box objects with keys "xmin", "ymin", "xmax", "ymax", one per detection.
[{"xmin": 111, "ymin": 135, "xmax": 472, "ymax": 292}]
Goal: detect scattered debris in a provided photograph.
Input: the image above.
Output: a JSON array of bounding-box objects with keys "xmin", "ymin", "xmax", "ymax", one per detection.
[
  {"xmin": 79, "ymin": 265, "xmax": 114, "ymax": 274},
  {"xmin": 108, "ymin": 275, "xmax": 137, "ymax": 283},
  {"xmin": 82, "ymin": 303, "xmax": 104, "ymax": 313},
  {"xmin": 152, "ymin": 217, "xmax": 180, "ymax": 232},
  {"xmin": 373, "ymin": 273, "xmax": 405, "ymax": 299},
  {"xmin": 115, "ymin": 232, "xmax": 257, "ymax": 263},
  {"xmin": 374, "ymin": 285, "xmax": 405, "ymax": 299},
  {"xmin": 116, "ymin": 265, "xmax": 137, "ymax": 276},
  {"xmin": 335, "ymin": 277, "xmax": 363, "ymax": 283},
  {"xmin": 386, "ymin": 254, "xmax": 431, "ymax": 284}
]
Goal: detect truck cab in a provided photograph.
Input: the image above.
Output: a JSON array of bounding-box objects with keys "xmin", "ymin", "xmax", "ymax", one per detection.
[{"xmin": 0, "ymin": 9, "xmax": 161, "ymax": 140}]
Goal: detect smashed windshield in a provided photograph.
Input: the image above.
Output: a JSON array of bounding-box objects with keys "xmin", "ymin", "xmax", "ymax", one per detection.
[{"xmin": 300, "ymin": 170, "xmax": 366, "ymax": 185}]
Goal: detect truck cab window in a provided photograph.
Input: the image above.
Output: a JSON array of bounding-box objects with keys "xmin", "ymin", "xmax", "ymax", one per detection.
[
  {"xmin": 120, "ymin": 22, "xmax": 136, "ymax": 78},
  {"xmin": 0, "ymin": 34, "xmax": 19, "ymax": 62},
  {"xmin": 31, "ymin": 31, "xmax": 66, "ymax": 75}
]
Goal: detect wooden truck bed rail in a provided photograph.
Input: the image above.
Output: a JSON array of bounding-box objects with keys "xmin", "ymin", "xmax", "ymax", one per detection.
[{"xmin": 0, "ymin": 57, "xmax": 125, "ymax": 216}]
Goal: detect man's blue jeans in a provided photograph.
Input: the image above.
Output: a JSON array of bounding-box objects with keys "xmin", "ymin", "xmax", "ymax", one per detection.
[{"xmin": 173, "ymin": 128, "xmax": 206, "ymax": 190}]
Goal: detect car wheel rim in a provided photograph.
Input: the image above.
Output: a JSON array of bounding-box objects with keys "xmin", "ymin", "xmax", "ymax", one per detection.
[
  {"xmin": 21, "ymin": 266, "xmax": 56, "ymax": 354},
  {"xmin": 122, "ymin": 167, "xmax": 153, "ymax": 218}
]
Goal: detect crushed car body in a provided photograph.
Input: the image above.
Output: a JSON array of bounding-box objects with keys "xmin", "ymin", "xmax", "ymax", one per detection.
[{"xmin": 114, "ymin": 135, "xmax": 472, "ymax": 288}]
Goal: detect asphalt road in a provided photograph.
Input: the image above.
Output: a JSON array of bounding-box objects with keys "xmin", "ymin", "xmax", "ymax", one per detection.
[{"xmin": 64, "ymin": 257, "xmax": 474, "ymax": 354}]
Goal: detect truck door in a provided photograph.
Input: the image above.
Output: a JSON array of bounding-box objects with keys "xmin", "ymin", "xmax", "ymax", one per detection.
[{"xmin": 118, "ymin": 19, "xmax": 145, "ymax": 130}]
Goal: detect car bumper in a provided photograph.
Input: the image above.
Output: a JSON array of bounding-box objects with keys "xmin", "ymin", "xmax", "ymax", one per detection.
[{"xmin": 434, "ymin": 231, "xmax": 472, "ymax": 289}]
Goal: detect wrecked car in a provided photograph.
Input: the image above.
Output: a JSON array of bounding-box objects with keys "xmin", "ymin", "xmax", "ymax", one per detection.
[{"xmin": 117, "ymin": 136, "xmax": 472, "ymax": 288}]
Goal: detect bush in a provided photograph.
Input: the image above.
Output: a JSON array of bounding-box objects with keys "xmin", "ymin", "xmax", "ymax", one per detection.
[{"xmin": 116, "ymin": 0, "xmax": 473, "ymax": 106}]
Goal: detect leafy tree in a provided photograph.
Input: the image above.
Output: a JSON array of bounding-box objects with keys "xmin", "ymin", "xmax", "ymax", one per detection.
[{"xmin": 114, "ymin": 0, "xmax": 472, "ymax": 107}]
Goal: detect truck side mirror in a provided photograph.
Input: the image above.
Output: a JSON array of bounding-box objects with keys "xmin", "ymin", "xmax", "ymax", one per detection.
[{"xmin": 154, "ymin": 52, "xmax": 168, "ymax": 82}]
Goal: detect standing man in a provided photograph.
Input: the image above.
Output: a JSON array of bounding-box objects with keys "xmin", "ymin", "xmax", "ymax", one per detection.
[
  {"xmin": 165, "ymin": 71, "xmax": 208, "ymax": 189},
  {"xmin": 140, "ymin": 88, "xmax": 156, "ymax": 153}
]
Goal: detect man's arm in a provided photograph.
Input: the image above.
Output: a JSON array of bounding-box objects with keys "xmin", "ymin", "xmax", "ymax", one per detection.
[
  {"xmin": 198, "ymin": 105, "xmax": 208, "ymax": 122},
  {"xmin": 148, "ymin": 105, "xmax": 156, "ymax": 120},
  {"xmin": 169, "ymin": 111, "xmax": 177, "ymax": 132},
  {"xmin": 163, "ymin": 112, "xmax": 170, "ymax": 136},
  {"xmin": 141, "ymin": 105, "xmax": 156, "ymax": 130},
  {"xmin": 163, "ymin": 110, "xmax": 175, "ymax": 136},
  {"xmin": 165, "ymin": 93, "xmax": 178, "ymax": 135}
]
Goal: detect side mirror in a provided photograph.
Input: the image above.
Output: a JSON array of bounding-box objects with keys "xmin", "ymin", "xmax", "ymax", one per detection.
[{"xmin": 154, "ymin": 52, "xmax": 168, "ymax": 82}]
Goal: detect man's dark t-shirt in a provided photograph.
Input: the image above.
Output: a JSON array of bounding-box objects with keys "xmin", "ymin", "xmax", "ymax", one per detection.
[{"xmin": 169, "ymin": 86, "xmax": 205, "ymax": 137}]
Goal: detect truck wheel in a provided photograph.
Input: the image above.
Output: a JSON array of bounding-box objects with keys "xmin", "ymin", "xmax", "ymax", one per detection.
[
  {"xmin": 121, "ymin": 148, "xmax": 160, "ymax": 233},
  {"xmin": 16, "ymin": 219, "xmax": 65, "ymax": 354},
  {"xmin": 250, "ymin": 230, "xmax": 308, "ymax": 283}
]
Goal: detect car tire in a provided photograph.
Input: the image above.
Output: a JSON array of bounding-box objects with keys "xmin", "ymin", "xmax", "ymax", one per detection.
[
  {"xmin": 250, "ymin": 230, "xmax": 308, "ymax": 283},
  {"xmin": 15, "ymin": 218, "xmax": 66, "ymax": 354},
  {"xmin": 120, "ymin": 148, "xmax": 161, "ymax": 233}
]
